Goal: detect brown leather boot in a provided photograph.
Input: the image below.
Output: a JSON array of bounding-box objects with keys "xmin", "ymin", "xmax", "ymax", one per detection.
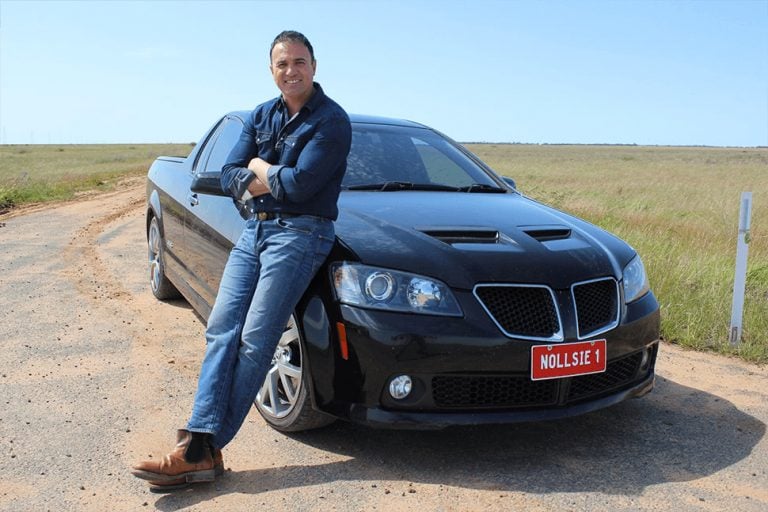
[
  {"xmin": 146, "ymin": 446, "xmax": 224, "ymax": 493},
  {"xmin": 132, "ymin": 430, "xmax": 216, "ymax": 486}
]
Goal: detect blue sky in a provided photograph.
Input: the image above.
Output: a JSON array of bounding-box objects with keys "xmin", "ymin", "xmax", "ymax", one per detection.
[{"xmin": 1, "ymin": 0, "xmax": 766, "ymax": 146}]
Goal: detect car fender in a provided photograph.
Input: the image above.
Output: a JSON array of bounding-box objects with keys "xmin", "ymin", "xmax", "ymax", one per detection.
[
  {"xmin": 297, "ymin": 242, "xmax": 361, "ymax": 415},
  {"xmin": 146, "ymin": 188, "xmax": 163, "ymax": 232},
  {"xmin": 297, "ymin": 294, "xmax": 336, "ymax": 412}
]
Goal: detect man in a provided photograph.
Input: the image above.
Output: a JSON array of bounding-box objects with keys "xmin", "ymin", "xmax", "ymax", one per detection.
[{"xmin": 132, "ymin": 30, "xmax": 351, "ymax": 491}]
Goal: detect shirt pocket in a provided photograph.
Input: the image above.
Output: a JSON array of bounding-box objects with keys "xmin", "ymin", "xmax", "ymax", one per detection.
[
  {"xmin": 255, "ymin": 130, "xmax": 277, "ymax": 161},
  {"xmin": 277, "ymin": 135, "xmax": 301, "ymax": 164},
  {"xmin": 254, "ymin": 130, "xmax": 273, "ymax": 145}
]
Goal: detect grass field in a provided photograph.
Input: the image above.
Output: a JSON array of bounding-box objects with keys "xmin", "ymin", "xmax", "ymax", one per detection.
[
  {"xmin": 1, "ymin": 143, "xmax": 766, "ymax": 363},
  {"xmin": 467, "ymin": 143, "xmax": 768, "ymax": 363},
  {"xmin": 0, "ymin": 143, "xmax": 192, "ymax": 212}
]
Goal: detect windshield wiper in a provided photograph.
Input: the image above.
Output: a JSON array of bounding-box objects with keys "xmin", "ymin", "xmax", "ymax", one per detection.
[
  {"xmin": 345, "ymin": 182, "xmax": 506, "ymax": 192},
  {"xmin": 346, "ymin": 182, "xmax": 461, "ymax": 192},
  {"xmin": 457, "ymin": 183, "xmax": 507, "ymax": 193}
]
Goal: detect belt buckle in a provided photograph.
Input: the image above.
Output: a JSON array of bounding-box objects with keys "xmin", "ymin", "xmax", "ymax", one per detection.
[{"xmin": 256, "ymin": 212, "xmax": 269, "ymax": 221}]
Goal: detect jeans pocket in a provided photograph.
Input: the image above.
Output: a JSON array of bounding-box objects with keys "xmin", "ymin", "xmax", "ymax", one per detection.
[{"xmin": 275, "ymin": 217, "xmax": 313, "ymax": 235}]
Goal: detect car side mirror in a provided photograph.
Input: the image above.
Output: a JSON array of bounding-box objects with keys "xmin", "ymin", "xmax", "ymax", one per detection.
[
  {"xmin": 191, "ymin": 171, "xmax": 229, "ymax": 197},
  {"xmin": 502, "ymin": 176, "xmax": 517, "ymax": 190}
]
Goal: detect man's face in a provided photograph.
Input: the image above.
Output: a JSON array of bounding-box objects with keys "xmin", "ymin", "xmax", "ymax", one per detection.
[{"xmin": 270, "ymin": 41, "xmax": 316, "ymax": 104}]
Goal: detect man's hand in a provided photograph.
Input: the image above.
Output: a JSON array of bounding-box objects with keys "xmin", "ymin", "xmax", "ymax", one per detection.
[
  {"xmin": 248, "ymin": 157, "xmax": 272, "ymax": 187},
  {"xmin": 246, "ymin": 157, "xmax": 272, "ymax": 197},
  {"xmin": 247, "ymin": 177, "xmax": 270, "ymax": 197}
]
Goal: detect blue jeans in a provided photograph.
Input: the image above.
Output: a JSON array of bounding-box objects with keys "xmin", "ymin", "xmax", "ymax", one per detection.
[{"xmin": 186, "ymin": 215, "xmax": 335, "ymax": 448}]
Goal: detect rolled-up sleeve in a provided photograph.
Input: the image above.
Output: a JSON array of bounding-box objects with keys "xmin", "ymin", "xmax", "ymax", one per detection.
[
  {"xmin": 267, "ymin": 118, "xmax": 351, "ymax": 203},
  {"xmin": 221, "ymin": 119, "xmax": 258, "ymax": 201},
  {"xmin": 266, "ymin": 164, "xmax": 286, "ymax": 201}
]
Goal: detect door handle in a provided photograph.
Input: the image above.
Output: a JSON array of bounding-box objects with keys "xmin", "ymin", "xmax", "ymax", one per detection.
[{"xmin": 188, "ymin": 193, "xmax": 199, "ymax": 206}]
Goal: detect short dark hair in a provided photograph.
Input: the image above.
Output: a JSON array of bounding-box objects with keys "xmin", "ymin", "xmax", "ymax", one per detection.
[{"xmin": 270, "ymin": 30, "xmax": 315, "ymax": 62}]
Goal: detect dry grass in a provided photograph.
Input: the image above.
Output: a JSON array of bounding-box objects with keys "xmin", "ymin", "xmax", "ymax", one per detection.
[
  {"xmin": 2, "ymin": 142, "xmax": 766, "ymax": 362},
  {"xmin": 0, "ymin": 144, "xmax": 192, "ymax": 211},
  {"xmin": 467, "ymin": 143, "xmax": 768, "ymax": 363}
]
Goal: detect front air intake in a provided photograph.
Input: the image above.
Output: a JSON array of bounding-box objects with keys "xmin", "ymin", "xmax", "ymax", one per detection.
[
  {"xmin": 474, "ymin": 284, "xmax": 563, "ymax": 341},
  {"xmin": 572, "ymin": 277, "xmax": 620, "ymax": 339},
  {"xmin": 420, "ymin": 229, "xmax": 500, "ymax": 245},
  {"xmin": 523, "ymin": 228, "xmax": 571, "ymax": 242}
]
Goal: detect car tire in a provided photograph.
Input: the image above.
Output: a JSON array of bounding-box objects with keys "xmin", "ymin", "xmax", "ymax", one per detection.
[
  {"xmin": 255, "ymin": 315, "xmax": 335, "ymax": 432},
  {"xmin": 147, "ymin": 215, "xmax": 180, "ymax": 300}
]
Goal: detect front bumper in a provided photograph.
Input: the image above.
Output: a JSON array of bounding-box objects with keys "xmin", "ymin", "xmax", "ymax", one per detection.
[
  {"xmin": 348, "ymin": 371, "xmax": 655, "ymax": 429},
  {"xmin": 301, "ymin": 289, "xmax": 660, "ymax": 429}
]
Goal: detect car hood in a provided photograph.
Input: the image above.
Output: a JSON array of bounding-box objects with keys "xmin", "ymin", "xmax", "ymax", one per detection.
[{"xmin": 335, "ymin": 191, "xmax": 637, "ymax": 290}]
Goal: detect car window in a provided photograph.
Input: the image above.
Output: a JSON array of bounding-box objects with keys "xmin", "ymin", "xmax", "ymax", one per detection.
[
  {"xmin": 192, "ymin": 117, "xmax": 225, "ymax": 173},
  {"xmin": 205, "ymin": 117, "xmax": 245, "ymax": 173},
  {"xmin": 412, "ymin": 136, "xmax": 476, "ymax": 187},
  {"xmin": 344, "ymin": 124, "xmax": 497, "ymax": 189},
  {"xmin": 196, "ymin": 117, "xmax": 244, "ymax": 174}
]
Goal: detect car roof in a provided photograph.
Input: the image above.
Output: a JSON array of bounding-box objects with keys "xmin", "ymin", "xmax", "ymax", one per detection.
[{"xmin": 228, "ymin": 111, "xmax": 427, "ymax": 129}]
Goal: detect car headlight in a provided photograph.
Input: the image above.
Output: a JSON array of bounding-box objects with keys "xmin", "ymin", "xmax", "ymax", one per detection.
[
  {"xmin": 622, "ymin": 255, "xmax": 650, "ymax": 303},
  {"xmin": 332, "ymin": 262, "xmax": 463, "ymax": 316}
]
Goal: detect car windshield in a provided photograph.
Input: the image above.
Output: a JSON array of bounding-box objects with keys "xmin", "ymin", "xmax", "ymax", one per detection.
[{"xmin": 343, "ymin": 123, "xmax": 504, "ymax": 192}]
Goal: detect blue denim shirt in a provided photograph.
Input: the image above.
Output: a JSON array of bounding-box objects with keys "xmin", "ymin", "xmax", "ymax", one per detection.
[{"xmin": 221, "ymin": 83, "xmax": 351, "ymax": 221}]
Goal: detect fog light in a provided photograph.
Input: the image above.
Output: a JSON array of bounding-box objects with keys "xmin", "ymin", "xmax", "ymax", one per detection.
[
  {"xmin": 389, "ymin": 375, "xmax": 413, "ymax": 400},
  {"xmin": 640, "ymin": 347, "xmax": 652, "ymax": 371}
]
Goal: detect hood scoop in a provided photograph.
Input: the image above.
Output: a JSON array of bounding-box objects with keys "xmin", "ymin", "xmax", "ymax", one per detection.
[
  {"xmin": 418, "ymin": 227, "xmax": 501, "ymax": 245},
  {"xmin": 521, "ymin": 225, "xmax": 572, "ymax": 242}
]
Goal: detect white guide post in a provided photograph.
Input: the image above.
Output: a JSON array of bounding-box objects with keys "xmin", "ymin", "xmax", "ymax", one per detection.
[{"xmin": 729, "ymin": 192, "xmax": 752, "ymax": 346}]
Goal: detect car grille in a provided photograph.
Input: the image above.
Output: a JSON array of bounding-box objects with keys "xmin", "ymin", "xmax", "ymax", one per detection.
[
  {"xmin": 572, "ymin": 278, "xmax": 620, "ymax": 338},
  {"xmin": 430, "ymin": 351, "xmax": 647, "ymax": 410},
  {"xmin": 473, "ymin": 285, "xmax": 561, "ymax": 340},
  {"xmin": 566, "ymin": 351, "xmax": 644, "ymax": 403},
  {"xmin": 432, "ymin": 375, "xmax": 558, "ymax": 408},
  {"xmin": 474, "ymin": 278, "xmax": 619, "ymax": 341}
]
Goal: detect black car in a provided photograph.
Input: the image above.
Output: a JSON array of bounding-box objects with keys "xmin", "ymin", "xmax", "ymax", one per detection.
[{"xmin": 146, "ymin": 112, "xmax": 660, "ymax": 431}]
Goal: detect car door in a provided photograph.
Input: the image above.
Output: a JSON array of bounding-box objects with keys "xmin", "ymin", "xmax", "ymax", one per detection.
[{"xmin": 183, "ymin": 115, "xmax": 247, "ymax": 310}]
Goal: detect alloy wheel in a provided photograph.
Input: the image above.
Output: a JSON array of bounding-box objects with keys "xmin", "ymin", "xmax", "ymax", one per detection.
[
  {"xmin": 256, "ymin": 316, "xmax": 303, "ymax": 419},
  {"xmin": 148, "ymin": 218, "xmax": 163, "ymax": 294}
]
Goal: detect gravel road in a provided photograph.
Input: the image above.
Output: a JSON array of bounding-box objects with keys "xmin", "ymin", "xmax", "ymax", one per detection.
[{"xmin": 1, "ymin": 180, "xmax": 766, "ymax": 511}]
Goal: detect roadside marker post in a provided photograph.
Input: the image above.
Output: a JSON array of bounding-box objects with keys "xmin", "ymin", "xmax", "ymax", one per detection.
[{"xmin": 729, "ymin": 192, "xmax": 752, "ymax": 346}]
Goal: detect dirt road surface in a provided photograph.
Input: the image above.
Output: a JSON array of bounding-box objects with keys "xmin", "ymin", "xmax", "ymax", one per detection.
[{"xmin": 1, "ymin": 181, "xmax": 766, "ymax": 511}]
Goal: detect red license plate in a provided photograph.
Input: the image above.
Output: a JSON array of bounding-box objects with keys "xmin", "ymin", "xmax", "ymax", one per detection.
[{"xmin": 531, "ymin": 340, "xmax": 607, "ymax": 381}]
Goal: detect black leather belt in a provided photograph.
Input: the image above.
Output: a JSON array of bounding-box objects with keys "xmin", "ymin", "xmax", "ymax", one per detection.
[{"xmin": 254, "ymin": 212, "xmax": 301, "ymax": 221}]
